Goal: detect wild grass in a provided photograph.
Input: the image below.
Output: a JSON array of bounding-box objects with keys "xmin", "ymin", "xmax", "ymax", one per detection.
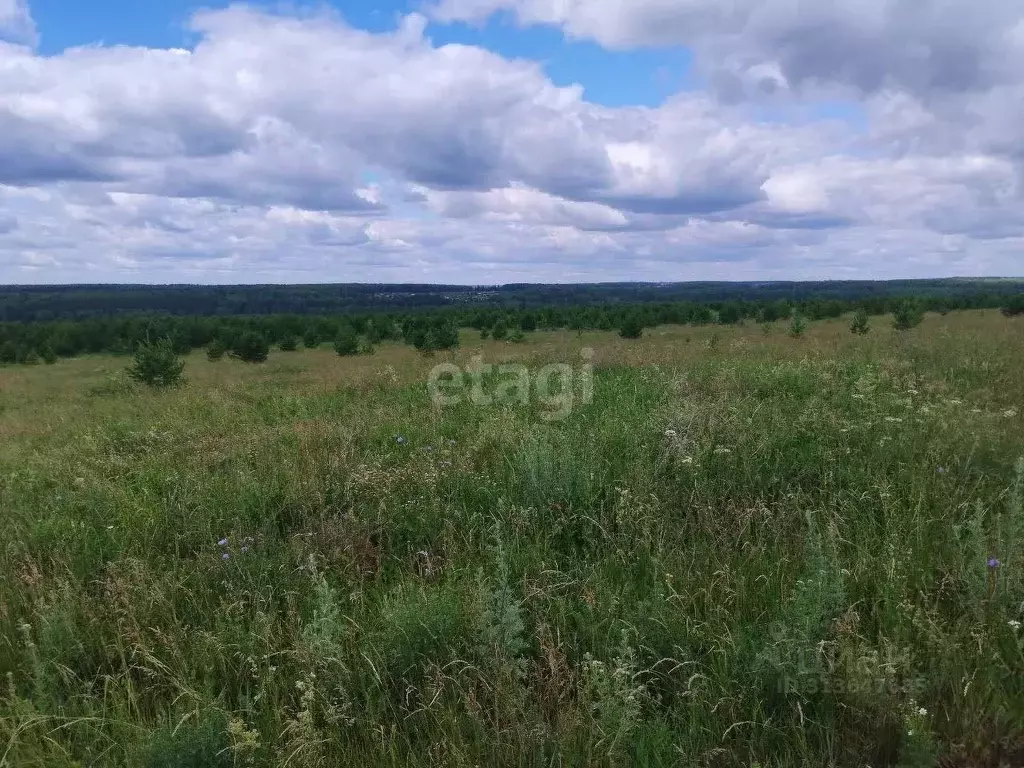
[{"xmin": 0, "ymin": 311, "xmax": 1022, "ymax": 766}]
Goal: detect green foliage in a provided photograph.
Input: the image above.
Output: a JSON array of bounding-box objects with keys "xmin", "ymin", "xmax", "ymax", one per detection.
[
  {"xmin": 894, "ymin": 300, "xmax": 925, "ymax": 330},
  {"xmin": 231, "ymin": 332, "xmax": 269, "ymax": 363},
  {"xmin": 40, "ymin": 345, "xmax": 57, "ymax": 365},
  {"xmin": 508, "ymin": 329, "xmax": 526, "ymax": 343},
  {"xmin": 1002, "ymin": 294, "xmax": 1024, "ymax": 317},
  {"xmin": 302, "ymin": 328, "xmax": 321, "ymax": 349},
  {"xmin": 279, "ymin": 336, "xmax": 298, "ymax": 352},
  {"xmin": 0, "ymin": 341, "xmax": 17, "ymax": 364},
  {"xmin": 144, "ymin": 715, "xmax": 232, "ymax": 768},
  {"xmin": 333, "ymin": 326, "xmax": 360, "ymax": 356},
  {"xmin": 851, "ymin": 309, "xmax": 870, "ymax": 335},
  {"xmin": 126, "ymin": 338, "xmax": 185, "ymax": 388},
  {"xmin": 789, "ymin": 312, "xmax": 808, "ymax": 338},
  {"xmin": 205, "ymin": 339, "xmax": 227, "ymax": 361},
  {"xmin": 619, "ymin": 314, "xmax": 644, "ymax": 339},
  {"xmin": 491, "ymin": 318, "xmax": 509, "ymax": 341}
]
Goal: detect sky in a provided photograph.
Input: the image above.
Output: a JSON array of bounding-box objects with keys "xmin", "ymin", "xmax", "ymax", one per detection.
[{"xmin": 0, "ymin": 0, "xmax": 1023, "ymax": 284}]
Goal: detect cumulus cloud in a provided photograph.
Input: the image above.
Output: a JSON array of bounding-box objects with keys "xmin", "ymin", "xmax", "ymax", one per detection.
[
  {"xmin": 430, "ymin": 0, "xmax": 1024, "ymax": 97},
  {"xmin": 0, "ymin": 1, "xmax": 1022, "ymax": 282},
  {"xmin": 0, "ymin": 0, "xmax": 34, "ymax": 45}
]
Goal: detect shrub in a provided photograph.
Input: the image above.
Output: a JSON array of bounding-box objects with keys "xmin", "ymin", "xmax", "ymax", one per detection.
[
  {"xmin": 1001, "ymin": 295, "xmax": 1024, "ymax": 317},
  {"xmin": 432, "ymin": 322, "xmax": 460, "ymax": 350},
  {"xmin": 491, "ymin": 318, "xmax": 509, "ymax": 341},
  {"xmin": 231, "ymin": 332, "xmax": 269, "ymax": 363},
  {"xmin": 127, "ymin": 338, "xmax": 185, "ymax": 388},
  {"xmin": 302, "ymin": 329, "xmax": 321, "ymax": 349},
  {"xmin": 789, "ymin": 313, "xmax": 807, "ymax": 338},
  {"xmin": 893, "ymin": 300, "xmax": 924, "ymax": 330},
  {"xmin": 619, "ymin": 315, "xmax": 644, "ymax": 339},
  {"xmin": 850, "ymin": 309, "xmax": 870, "ymax": 335},
  {"xmin": 40, "ymin": 345, "xmax": 57, "ymax": 365},
  {"xmin": 0, "ymin": 341, "xmax": 16, "ymax": 364},
  {"xmin": 508, "ymin": 329, "xmax": 526, "ymax": 343},
  {"xmin": 22, "ymin": 349, "xmax": 40, "ymax": 365},
  {"xmin": 279, "ymin": 336, "xmax": 298, "ymax": 351},
  {"xmin": 334, "ymin": 327, "xmax": 360, "ymax": 356},
  {"xmin": 206, "ymin": 339, "xmax": 227, "ymax": 361}
]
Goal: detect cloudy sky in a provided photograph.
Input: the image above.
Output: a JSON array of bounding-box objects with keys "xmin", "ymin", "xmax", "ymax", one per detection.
[{"xmin": 1, "ymin": 0, "xmax": 1022, "ymax": 283}]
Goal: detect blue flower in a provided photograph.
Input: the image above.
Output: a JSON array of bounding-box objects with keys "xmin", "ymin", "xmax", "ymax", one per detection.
[
  {"xmin": 222, "ymin": 553, "xmax": 231, "ymax": 560},
  {"xmin": 988, "ymin": 558, "xmax": 1001, "ymax": 569},
  {"xmin": 218, "ymin": 538, "xmax": 229, "ymax": 547}
]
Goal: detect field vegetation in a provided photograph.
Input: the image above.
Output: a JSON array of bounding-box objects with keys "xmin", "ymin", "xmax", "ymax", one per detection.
[{"xmin": 0, "ymin": 311, "xmax": 1022, "ymax": 766}]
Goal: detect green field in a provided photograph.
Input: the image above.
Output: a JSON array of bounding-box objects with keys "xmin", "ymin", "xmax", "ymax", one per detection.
[{"xmin": 1, "ymin": 312, "xmax": 1022, "ymax": 766}]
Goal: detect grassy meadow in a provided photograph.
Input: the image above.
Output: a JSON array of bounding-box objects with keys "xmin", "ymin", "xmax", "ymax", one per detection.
[{"xmin": 1, "ymin": 311, "xmax": 1022, "ymax": 766}]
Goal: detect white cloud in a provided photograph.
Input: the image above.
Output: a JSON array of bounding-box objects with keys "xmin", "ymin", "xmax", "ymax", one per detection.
[
  {"xmin": 0, "ymin": 2, "xmax": 1022, "ymax": 282},
  {"xmin": 0, "ymin": 0, "xmax": 34, "ymax": 45}
]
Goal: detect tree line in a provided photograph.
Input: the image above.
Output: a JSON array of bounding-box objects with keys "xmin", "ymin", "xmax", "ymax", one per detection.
[
  {"xmin": 1, "ymin": 279, "xmax": 1022, "ymax": 322},
  {"xmin": 0, "ymin": 289, "xmax": 1020, "ymax": 366}
]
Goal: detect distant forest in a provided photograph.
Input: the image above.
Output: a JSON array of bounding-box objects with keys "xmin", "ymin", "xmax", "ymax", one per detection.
[
  {"xmin": 2, "ymin": 279, "xmax": 1024, "ymax": 322},
  {"xmin": 0, "ymin": 279, "xmax": 1021, "ymax": 364}
]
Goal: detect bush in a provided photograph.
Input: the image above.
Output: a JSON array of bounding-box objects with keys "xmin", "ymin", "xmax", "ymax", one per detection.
[
  {"xmin": 1001, "ymin": 295, "xmax": 1024, "ymax": 317},
  {"xmin": 127, "ymin": 338, "xmax": 185, "ymax": 388},
  {"xmin": 206, "ymin": 339, "xmax": 227, "ymax": 361},
  {"xmin": 619, "ymin": 315, "xmax": 644, "ymax": 339},
  {"xmin": 508, "ymin": 329, "xmax": 526, "ymax": 343},
  {"xmin": 432, "ymin": 322, "xmax": 460, "ymax": 351},
  {"xmin": 279, "ymin": 336, "xmax": 298, "ymax": 351},
  {"xmin": 0, "ymin": 341, "xmax": 16, "ymax": 364},
  {"xmin": 40, "ymin": 345, "xmax": 57, "ymax": 365},
  {"xmin": 789, "ymin": 313, "xmax": 807, "ymax": 338},
  {"xmin": 302, "ymin": 329, "xmax": 321, "ymax": 349},
  {"xmin": 893, "ymin": 300, "xmax": 924, "ymax": 330},
  {"xmin": 850, "ymin": 310, "xmax": 870, "ymax": 335},
  {"xmin": 334, "ymin": 327, "xmax": 360, "ymax": 356},
  {"xmin": 490, "ymin": 318, "xmax": 509, "ymax": 341},
  {"xmin": 231, "ymin": 332, "xmax": 269, "ymax": 363}
]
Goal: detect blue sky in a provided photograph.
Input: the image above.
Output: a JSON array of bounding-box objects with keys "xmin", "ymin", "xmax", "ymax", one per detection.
[
  {"xmin": 0, "ymin": 0, "xmax": 1022, "ymax": 283},
  {"xmin": 30, "ymin": 0, "xmax": 696, "ymax": 107}
]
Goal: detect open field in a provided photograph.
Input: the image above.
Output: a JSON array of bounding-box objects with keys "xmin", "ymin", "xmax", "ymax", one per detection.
[{"xmin": 1, "ymin": 311, "xmax": 1022, "ymax": 766}]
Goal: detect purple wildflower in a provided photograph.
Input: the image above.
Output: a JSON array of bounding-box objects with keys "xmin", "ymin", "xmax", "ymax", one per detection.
[
  {"xmin": 988, "ymin": 558, "xmax": 1001, "ymax": 569},
  {"xmin": 218, "ymin": 538, "xmax": 229, "ymax": 547},
  {"xmin": 222, "ymin": 553, "xmax": 231, "ymax": 560}
]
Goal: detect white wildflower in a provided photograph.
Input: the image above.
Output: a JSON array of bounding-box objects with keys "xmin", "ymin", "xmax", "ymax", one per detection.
[
  {"xmin": 1009, "ymin": 620, "xmax": 1022, "ymax": 631},
  {"xmin": 1004, "ymin": 409, "xmax": 1018, "ymax": 419}
]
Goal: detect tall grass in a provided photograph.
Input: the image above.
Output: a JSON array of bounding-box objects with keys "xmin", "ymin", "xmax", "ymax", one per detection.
[{"xmin": 0, "ymin": 311, "xmax": 1022, "ymax": 766}]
